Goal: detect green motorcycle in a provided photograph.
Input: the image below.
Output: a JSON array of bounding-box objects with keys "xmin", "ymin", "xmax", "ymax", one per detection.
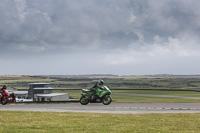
[{"xmin": 80, "ymin": 86, "xmax": 112, "ymax": 105}]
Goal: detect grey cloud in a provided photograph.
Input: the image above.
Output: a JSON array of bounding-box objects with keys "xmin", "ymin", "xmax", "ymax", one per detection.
[
  {"xmin": 1, "ymin": 0, "xmax": 200, "ymax": 53},
  {"xmin": 1, "ymin": 0, "xmax": 137, "ymax": 55},
  {"xmin": 1, "ymin": 0, "xmax": 200, "ymax": 75},
  {"xmin": 130, "ymin": 0, "xmax": 200, "ymax": 43}
]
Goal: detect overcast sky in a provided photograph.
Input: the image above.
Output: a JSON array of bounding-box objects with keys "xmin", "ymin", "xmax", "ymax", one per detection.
[{"xmin": 1, "ymin": 0, "xmax": 200, "ymax": 75}]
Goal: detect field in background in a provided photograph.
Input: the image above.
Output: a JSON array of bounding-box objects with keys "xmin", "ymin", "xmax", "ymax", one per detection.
[
  {"xmin": 1, "ymin": 74, "xmax": 200, "ymax": 90},
  {"xmin": 1, "ymin": 74, "xmax": 200, "ymax": 103},
  {"xmin": 66, "ymin": 91, "xmax": 200, "ymax": 103},
  {"xmin": 0, "ymin": 111, "xmax": 200, "ymax": 133}
]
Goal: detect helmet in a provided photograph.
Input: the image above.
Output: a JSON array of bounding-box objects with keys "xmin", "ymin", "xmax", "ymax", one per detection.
[
  {"xmin": 2, "ymin": 85, "xmax": 7, "ymax": 90},
  {"xmin": 99, "ymin": 79, "xmax": 104, "ymax": 85}
]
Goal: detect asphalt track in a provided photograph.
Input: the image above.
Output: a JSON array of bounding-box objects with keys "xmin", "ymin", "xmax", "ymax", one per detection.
[{"xmin": 1, "ymin": 103, "xmax": 200, "ymax": 114}]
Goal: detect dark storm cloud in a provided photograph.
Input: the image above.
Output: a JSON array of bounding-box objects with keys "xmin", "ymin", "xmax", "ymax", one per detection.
[
  {"xmin": 0, "ymin": 0, "xmax": 136, "ymax": 56},
  {"xmin": 1, "ymin": 0, "xmax": 200, "ymax": 54}
]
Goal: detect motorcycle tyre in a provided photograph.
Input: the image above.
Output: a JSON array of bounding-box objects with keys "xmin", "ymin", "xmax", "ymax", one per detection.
[
  {"xmin": 1, "ymin": 97, "xmax": 8, "ymax": 105},
  {"xmin": 102, "ymin": 95, "xmax": 112, "ymax": 105},
  {"xmin": 80, "ymin": 95, "xmax": 89, "ymax": 105}
]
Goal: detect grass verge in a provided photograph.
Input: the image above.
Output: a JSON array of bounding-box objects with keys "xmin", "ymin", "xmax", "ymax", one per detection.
[
  {"xmin": 68, "ymin": 92, "xmax": 200, "ymax": 103},
  {"xmin": 0, "ymin": 111, "xmax": 200, "ymax": 133},
  {"xmin": 112, "ymin": 90, "xmax": 200, "ymax": 97},
  {"xmin": 111, "ymin": 95, "xmax": 200, "ymax": 103}
]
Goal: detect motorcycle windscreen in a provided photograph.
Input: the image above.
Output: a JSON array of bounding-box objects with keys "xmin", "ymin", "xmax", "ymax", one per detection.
[
  {"xmin": 82, "ymin": 89, "xmax": 92, "ymax": 93},
  {"xmin": 103, "ymin": 86, "xmax": 111, "ymax": 93}
]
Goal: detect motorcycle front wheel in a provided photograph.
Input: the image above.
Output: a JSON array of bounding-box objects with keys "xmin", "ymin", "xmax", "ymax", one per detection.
[
  {"xmin": 1, "ymin": 97, "xmax": 8, "ymax": 105},
  {"xmin": 80, "ymin": 95, "xmax": 89, "ymax": 105},
  {"xmin": 102, "ymin": 95, "xmax": 112, "ymax": 105}
]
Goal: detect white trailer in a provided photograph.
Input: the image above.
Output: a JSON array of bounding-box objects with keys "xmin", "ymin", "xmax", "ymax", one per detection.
[{"xmin": 35, "ymin": 93, "xmax": 69, "ymax": 101}]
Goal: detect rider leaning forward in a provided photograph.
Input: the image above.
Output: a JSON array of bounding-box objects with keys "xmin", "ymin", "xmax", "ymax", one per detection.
[
  {"xmin": 0, "ymin": 85, "xmax": 10, "ymax": 98},
  {"xmin": 90, "ymin": 79, "xmax": 104, "ymax": 94}
]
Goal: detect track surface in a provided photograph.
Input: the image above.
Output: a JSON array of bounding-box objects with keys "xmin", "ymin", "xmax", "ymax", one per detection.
[{"xmin": 1, "ymin": 103, "xmax": 200, "ymax": 114}]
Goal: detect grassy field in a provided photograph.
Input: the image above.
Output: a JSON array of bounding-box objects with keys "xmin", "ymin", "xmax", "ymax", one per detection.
[
  {"xmin": 1, "ymin": 75, "xmax": 200, "ymax": 103},
  {"xmin": 0, "ymin": 111, "xmax": 200, "ymax": 133},
  {"xmin": 2, "ymin": 74, "xmax": 200, "ymax": 90},
  {"xmin": 111, "ymin": 95, "xmax": 200, "ymax": 103},
  {"xmin": 54, "ymin": 89, "xmax": 200, "ymax": 103},
  {"xmin": 64, "ymin": 89, "xmax": 200, "ymax": 97},
  {"xmin": 112, "ymin": 90, "xmax": 200, "ymax": 97},
  {"xmin": 67, "ymin": 92, "xmax": 200, "ymax": 103}
]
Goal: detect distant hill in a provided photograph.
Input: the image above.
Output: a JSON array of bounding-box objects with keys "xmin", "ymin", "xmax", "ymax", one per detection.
[{"xmin": 35, "ymin": 74, "xmax": 118, "ymax": 78}]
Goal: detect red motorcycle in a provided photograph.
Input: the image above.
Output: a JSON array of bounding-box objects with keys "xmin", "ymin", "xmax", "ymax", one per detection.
[{"xmin": 0, "ymin": 90, "xmax": 16, "ymax": 105}]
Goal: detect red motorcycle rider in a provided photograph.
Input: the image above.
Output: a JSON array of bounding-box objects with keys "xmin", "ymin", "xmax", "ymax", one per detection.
[
  {"xmin": 0, "ymin": 85, "xmax": 9, "ymax": 99},
  {"xmin": 0, "ymin": 85, "xmax": 16, "ymax": 105}
]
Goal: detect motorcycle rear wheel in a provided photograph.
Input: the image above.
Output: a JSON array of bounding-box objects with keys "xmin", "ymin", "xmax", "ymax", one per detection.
[
  {"xmin": 1, "ymin": 97, "xmax": 8, "ymax": 105},
  {"xmin": 102, "ymin": 95, "xmax": 112, "ymax": 105},
  {"xmin": 80, "ymin": 95, "xmax": 89, "ymax": 105}
]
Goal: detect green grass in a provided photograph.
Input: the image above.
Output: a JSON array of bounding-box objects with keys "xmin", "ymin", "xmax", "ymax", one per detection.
[
  {"xmin": 111, "ymin": 95, "xmax": 200, "ymax": 103},
  {"xmin": 68, "ymin": 92, "xmax": 200, "ymax": 103},
  {"xmin": 55, "ymin": 90, "xmax": 200, "ymax": 103},
  {"xmin": 0, "ymin": 111, "xmax": 200, "ymax": 133},
  {"xmin": 2, "ymin": 75, "xmax": 200, "ymax": 91},
  {"xmin": 0, "ymin": 79, "xmax": 54, "ymax": 84},
  {"xmin": 112, "ymin": 90, "xmax": 200, "ymax": 97}
]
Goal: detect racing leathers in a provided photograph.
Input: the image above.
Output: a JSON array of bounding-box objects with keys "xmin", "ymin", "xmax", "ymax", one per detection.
[{"xmin": 0, "ymin": 88, "xmax": 9, "ymax": 99}]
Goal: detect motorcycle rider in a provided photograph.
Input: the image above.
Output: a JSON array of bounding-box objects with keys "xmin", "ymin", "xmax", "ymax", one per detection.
[
  {"xmin": 0, "ymin": 85, "xmax": 7, "ymax": 92},
  {"xmin": 0, "ymin": 85, "xmax": 9, "ymax": 98},
  {"xmin": 90, "ymin": 79, "xmax": 104, "ymax": 98},
  {"xmin": 0, "ymin": 85, "xmax": 15, "ymax": 103}
]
